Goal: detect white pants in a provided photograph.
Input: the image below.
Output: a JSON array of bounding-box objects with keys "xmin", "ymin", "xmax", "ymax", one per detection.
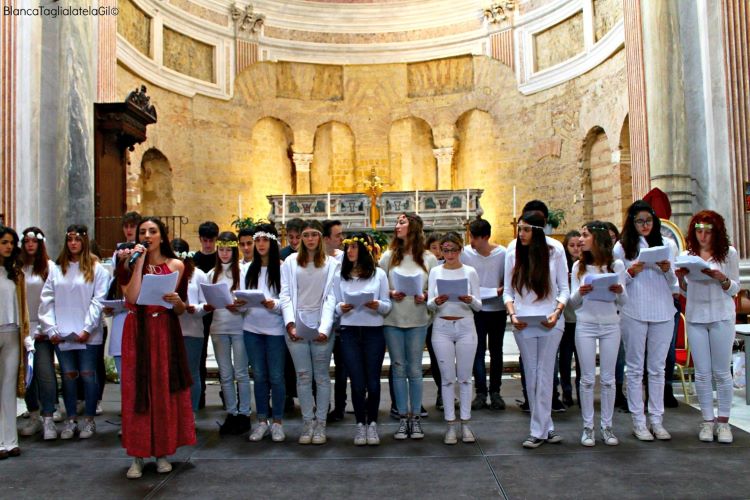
[
  {"xmin": 620, "ymin": 315, "xmax": 675, "ymax": 427},
  {"xmin": 432, "ymin": 317, "xmax": 477, "ymax": 421},
  {"xmin": 687, "ymin": 319, "xmax": 735, "ymax": 421},
  {"xmin": 514, "ymin": 327, "xmax": 563, "ymax": 439},
  {"xmin": 575, "ymin": 322, "xmax": 621, "ymax": 429},
  {"xmin": 0, "ymin": 332, "xmax": 20, "ymax": 452}
]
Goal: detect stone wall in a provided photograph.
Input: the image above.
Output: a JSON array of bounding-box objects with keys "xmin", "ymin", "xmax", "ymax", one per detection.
[
  {"xmin": 534, "ymin": 12, "xmax": 585, "ymax": 72},
  {"xmin": 163, "ymin": 27, "xmax": 215, "ymax": 83},
  {"xmin": 118, "ymin": 0, "xmax": 151, "ymax": 56}
]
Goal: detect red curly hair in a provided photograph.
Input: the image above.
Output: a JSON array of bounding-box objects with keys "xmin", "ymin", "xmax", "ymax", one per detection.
[{"xmin": 686, "ymin": 210, "xmax": 730, "ymax": 263}]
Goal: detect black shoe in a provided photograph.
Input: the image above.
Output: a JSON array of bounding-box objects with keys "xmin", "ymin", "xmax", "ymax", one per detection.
[
  {"xmin": 420, "ymin": 406, "xmax": 429, "ymax": 418},
  {"xmin": 219, "ymin": 414, "xmax": 236, "ymax": 436},
  {"xmin": 490, "ymin": 392, "xmax": 506, "ymax": 410},
  {"xmin": 390, "ymin": 407, "xmax": 400, "ymax": 420},
  {"xmin": 551, "ymin": 397, "xmax": 567, "ymax": 413},
  {"xmin": 664, "ymin": 385, "xmax": 679, "ymax": 408},
  {"xmin": 328, "ymin": 407, "xmax": 345, "ymax": 423},
  {"xmin": 436, "ymin": 394, "xmax": 444, "ymax": 411},
  {"xmin": 472, "ymin": 394, "xmax": 489, "ymax": 410},
  {"xmin": 233, "ymin": 414, "xmax": 251, "ymax": 435},
  {"xmin": 517, "ymin": 399, "xmax": 530, "ymax": 413},
  {"xmin": 562, "ymin": 392, "xmax": 574, "ymax": 408}
]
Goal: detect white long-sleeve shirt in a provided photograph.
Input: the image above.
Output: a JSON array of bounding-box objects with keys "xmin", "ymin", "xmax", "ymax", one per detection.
[
  {"xmin": 180, "ymin": 268, "xmax": 209, "ymax": 338},
  {"xmin": 460, "ymin": 245, "xmax": 505, "ymax": 311},
  {"xmin": 427, "ymin": 264, "xmax": 482, "ymax": 317},
  {"xmin": 241, "ymin": 265, "xmax": 285, "ymax": 336},
  {"xmin": 334, "ymin": 268, "xmax": 392, "ymax": 327},
  {"xmin": 38, "ymin": 261, "xmax": 109, "ymax": 345},
  {"xmin": 379, "ymin": 250, "xmax": 438, "ymax": 328},
  {"xmin": 681, "ymin": 247, "xmax": 740, "ymax": 323},
  {"xmin": 613, "ymin": 237, "xmax": 678, "ymax": 322},
  {"xmin": 0, "ymin": 271, "xmax": 17, "ymax": 327},
  {"xmin": 502, "ymin": 244, "xmax": 570, "ymax": 316},
  {"xmin": 207, "ymin": 263, "xmax": 244, "ymax": 335},
  {"xmin": 568, "ymin": 260, "xmax": 627, "ymax": 324},
  {"xmin": 23, "ymin": 261, "xmax": 54, "ymax": 332}
]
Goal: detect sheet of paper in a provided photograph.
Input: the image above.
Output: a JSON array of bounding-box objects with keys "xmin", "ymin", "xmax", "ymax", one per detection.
[
  {"xmin": 200, "ymin": 282, "xmax": 234, "ymax": 309},
  {"xmin": 295, "ymin": 311, "xmax": 321, "ymax": 341},
  {"xmin": 437, "ymin": 278, "xmax": 469, "ymax": 302},
  {"xmin": 25, "ymin": 351, "xmax": 33, "ymax": 389},
  {"xmin": 675, "ymin": 255, "xmax": 712, "ymax": 281},
  {"xmin": 391, "ymin": 271, "xmax": 423, "ymax": 297},
  {"xmin": 638, "ymin": 245, "xmax": 671, "ymax": 263},
  {"xmin": 515, "ymin": 314, "xmax": 549, "ymax": 328},
  {"xmin": 137, "ymin": 271, "xmax": 179, "ymax": 309},
  {"xmin": 582, "ymin": 273, "xmax": 619, "ymax": 302},
  {"xmin": 344, "ymin": 291, "xmax": 375, "ymax": 307},
  {"xmin": 57, "ymin": 332, "xmax": 86, "ymax": 351},
  {"xmin": 234, "ymin": 290, "xmax": 268, "ymax": 308},
  {"xmin": 480, "ymin": 287, "xmax": 499, "ymax": 301},
  {"xmin": 101, "ymin": 299, "xmax": 126, "ymax": 314}
]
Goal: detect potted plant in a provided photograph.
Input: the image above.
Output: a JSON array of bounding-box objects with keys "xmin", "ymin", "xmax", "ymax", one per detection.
[
  {"xmin": 545, "ymin": 208, "xmax": 566, "ymax": 234},
  {"xmin": 231, "ymin": 216, "xmax": 267, "ymax": 232}
]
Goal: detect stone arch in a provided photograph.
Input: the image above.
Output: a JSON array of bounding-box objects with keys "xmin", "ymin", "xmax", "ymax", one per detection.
[
  {"xmin": 249, "ymin": 117, "xmax": 295, "ymax": 216},
  {"xmin": 454, "ymin": 108, "xmax": 495, "ymax": 190},
  {"xmin": 617, "ymin": 115, "xmax": 633, "ymax": 223},
  {"xmin": 311, "ymin": 121, "xmax": 356, "ymax": 193},
  {"xmin": 580, "ymin": 126, "xmax": 620, "ymax": 223},
  {"xmin": 140, "ymin": 148, "xmax": 174, "ymax": 216},
  {"xmin": 388, "ymin": 117, "xmax": 436, "ymax": 191}
]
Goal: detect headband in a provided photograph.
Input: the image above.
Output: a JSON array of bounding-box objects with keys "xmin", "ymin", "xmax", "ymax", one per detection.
[
  {"xmin": 587, "ymin": 225, "xmax": 610, "ymax": 232},
  {"xmin": 343, "ymin": 237, "xmax": 374, "ymax": 254},
  {"xmin": 301, "ymin": 229, "xmax": 322, "ymax": 236},
  {"xmin": 175, "ymin": 251, "xmax": 195, "ymax": 260},
  {"xmin": 694, "ymin": 223, "xmax": 713, "ymax": 230},
  {"xmin": 253, "ymin": 231, "xmax": 278, "ymax": 242},
  {"xmin": 66, "ymin": 231, "xmax": 86, "ymax": 238},
  {"xmin": 24, "ymin": 231, "xmax": 46, "ymax": 242},
  {"xmin": 216, "ymin": 240, "xmax": 238, "ymax": 248},
  {"xmin": 517, "ymin": 223, "xmax": 545, "ymax": 231}
]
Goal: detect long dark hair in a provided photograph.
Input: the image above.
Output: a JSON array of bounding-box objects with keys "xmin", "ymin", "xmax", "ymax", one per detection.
[
  {"xmin": 0, "ymin": 226, "xmax": 21, "ymax": 283},
  {"xmin": 245, "ymin": 223, "xmax": 281, "ymax": 293},
  {"xmin": 20, "ymin": 226, "xmax": 50, "ymax": 280},
  {"xmin": 171, "ymin": 238, "xmax": 195, "ymax": 283},
  {"xmin": 577, "ymin": 221, "xmax": 615, "ymax": 281},
  {"xmin": 137, "ymin": 217, "xmax": 179, "ymax": 261},
  {"xmin": 212, "ymin": 231, "xmax": 240, "ymax": 291},
  {"xmin": 388, "ymin": 212, "xmax": 427, "ymax": 272},
  {"xmin": 511, "ymin": 211, "xmax": 551, "ymax": 300},
  {"xmin": 621, "ymin": 200, "xmax": 664, "ymax": 260},
  {"xmin": 341, "ymin": 232, "xmax": 376, "ymax": 281}
]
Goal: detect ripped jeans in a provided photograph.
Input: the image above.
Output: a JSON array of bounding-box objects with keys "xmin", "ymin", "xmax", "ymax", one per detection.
[
  {"xmin": 55, "ymin": 344, "xmax": 101, "ymax": 418},
  {"xmin": 384, "ymin": 326, "xmax": 428, "ymax": 416},
  {"xmin": 285, "ymin": 332, "xmax": 336, "ymax": 422}
]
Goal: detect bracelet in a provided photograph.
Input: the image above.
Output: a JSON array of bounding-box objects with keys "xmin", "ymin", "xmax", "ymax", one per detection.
[{"xmin": 721, "ymin": 278, "xmax": 730, "ymax": 287}]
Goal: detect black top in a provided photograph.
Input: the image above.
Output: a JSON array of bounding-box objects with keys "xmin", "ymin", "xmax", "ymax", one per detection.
[
  {"xmin": 193, "ymin": 251, "xmax": 217, "ymax": 274},
  {"xmin": 280, "ymin": 246, "xmax": 297, "ymax": 261}
]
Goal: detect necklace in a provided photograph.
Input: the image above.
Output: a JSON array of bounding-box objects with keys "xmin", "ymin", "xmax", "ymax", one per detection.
[{"xmin": 147, "ymin": 264, "xmax": 164, "ymax": 275}]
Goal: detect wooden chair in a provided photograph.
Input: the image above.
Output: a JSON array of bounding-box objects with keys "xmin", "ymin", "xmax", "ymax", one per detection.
[{"xmin": 674, "ymin": 313, "xmax": 694, "ymax": 403}]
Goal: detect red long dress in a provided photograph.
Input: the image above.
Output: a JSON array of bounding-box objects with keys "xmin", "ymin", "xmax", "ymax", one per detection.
[{"xmin": 121, "ymin": 263, "xmax": 196, "ymax": 457}]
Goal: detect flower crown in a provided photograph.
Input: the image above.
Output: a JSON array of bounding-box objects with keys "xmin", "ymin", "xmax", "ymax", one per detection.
[
  {"xmin": 694, "ymin": 223, "xmax": 713, "ymax": 230},
  {"xmin": 216, "ymin": 240, "xmax": 238, "ymax": 248},
  {"xmin": 587, "ymin": 225, "xmax": 610, "ymax": 232},
  {"xmin": 253, "ymin": 231, "xmax": 278, "ymax": 242},
  {"xmin": 343, "ymin": 237, "xmax": 374, "ymax": 254},
  {"xmin": 24, "ymin": 231, "xmax": 46, "ymax": 242},
  {"xmin": 176, "ymin": 251, "xmax": 195, "ymax": 260}
]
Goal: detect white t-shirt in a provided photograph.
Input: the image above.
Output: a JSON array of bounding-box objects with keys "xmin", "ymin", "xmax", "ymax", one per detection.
[{"xmin": 460, "ymin": 245, "xmax": 505, "ymax": 312}]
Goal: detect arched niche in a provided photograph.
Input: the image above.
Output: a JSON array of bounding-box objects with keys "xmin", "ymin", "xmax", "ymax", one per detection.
[
  {"xmin": 388, "ymin": 117, "xmax": 436, "ymax": 191},
  {"xmin": 617, "ymin": 115, "xmax": 633, "ymax": 224},
  {"xmin": 141, "ymin": 148, "xmax": 174, "ymax": 216},
  {"xmin": 311, "ymin": 121, "xmax": 355, "ymax": 193},
  {"xmin": 581, "ymin": 126, "xmax": 620, "ymax": 223},
  {"xmin": 249, "ymin": 117, "xmax": 294, "ymax": 214},
  {"xmin": 454, "ymin": 109, "xmax": 495, "ymax": 190}
]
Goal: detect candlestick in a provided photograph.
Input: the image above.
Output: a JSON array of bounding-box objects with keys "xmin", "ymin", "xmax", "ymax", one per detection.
[
  {"xmin": 512, "ymin": 185, "xmax": 517, "ymax": 219},
  {"xmin": 415, "ymin": 189, "xmax": 419, "ymax": 215},
  {"xmin": 466, "ymin": 188, "xmax": 470, "ymax": 219},
  {"xmin": 327, "ymin": 192, "xmax": 331, "ymax": 219},
  {"xmin": 281, "ymin": 194, "xmax": 286, "ymax": 225}
]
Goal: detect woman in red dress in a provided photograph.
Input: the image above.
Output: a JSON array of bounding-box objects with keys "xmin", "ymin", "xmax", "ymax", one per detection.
[{"xmin": 118, "ymin": 217, "xmax": 195, "ymax": 479}]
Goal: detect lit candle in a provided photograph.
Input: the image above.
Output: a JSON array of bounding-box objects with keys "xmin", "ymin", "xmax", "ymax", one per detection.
[
  {"xmin": 238, "ymin": 194, "xmax": 242, "ymax": 219},
  {"xmin": 282, "ymin": 193, "xmax": 286, "ymax": 225},
  {"xmin": 327, "ymin": 192, "xmax": 331, "ymax": 219},
  {"xmin": 415, "ymin": 189, "xmax": 419, "ymax": 215},
  {"xmin": 466, "ymin": 188, "xmax": 470, "ymax": 219},
  {"xmin": 513, "ymin": 185, "xmax": 517, "ymax": 219}
]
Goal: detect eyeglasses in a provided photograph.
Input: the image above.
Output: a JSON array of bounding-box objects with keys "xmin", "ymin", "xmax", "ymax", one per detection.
[
  {"xmin": 634, "ymin": 218, "xmax": 654, "ymax": 227},
  {"xmin": 441, "ymin": 247, "xmax": 460, "ymax": 254}
]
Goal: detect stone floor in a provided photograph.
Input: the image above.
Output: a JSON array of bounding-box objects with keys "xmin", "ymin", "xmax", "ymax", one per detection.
[{"xmin": 5, "ymin": 378, "xmax": 750, "ymax": 500}]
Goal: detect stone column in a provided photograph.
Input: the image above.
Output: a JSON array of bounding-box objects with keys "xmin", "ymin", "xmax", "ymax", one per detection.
[
  {"xmin": 293, "ymin": 153, "xmax": 313, "ymax": 195},
  {"xmin": 640, "ymin": 1, "xmax": 693, "ymax": 230},
  {"xmin": 433, "ymin": 147, "xmax": 454, "ymax": 190}
]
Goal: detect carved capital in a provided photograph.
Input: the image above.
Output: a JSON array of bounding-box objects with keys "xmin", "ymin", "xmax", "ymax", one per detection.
[
  {"xmin": 484, "ymin": 1, "xmax": 515, "ymax": 24},
  {"xmin": 293, "ymin": 153, "xmax": 314, "ymax": 172},
  {"xmin": 231, "ymin": 3, "xmax": 265, "ymax": 34},
  {"xmin": 432, "ymin": 147, "xmax": 455, "ymax": 163}
]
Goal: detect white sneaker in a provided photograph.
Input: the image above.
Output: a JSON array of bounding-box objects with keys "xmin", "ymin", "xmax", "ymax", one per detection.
[
  {"xmin": 271, "ymin": 422, "xmax": 285, "ymax": 442},
  {"xmin": 249, "ymin": 421, "xmax": 269, "ymax": 442},
  {"xmin": 461, "ymin": 423, "xmax": 476, "ymax": 443},
  {"xmin": 312, "ymin": 421, "xmax": 327, "ymax": 445},
  {"xmin": 633, "ymin": 424, "xmax": 654, "ymax": 441},
  {"xmin": 53, "ymin": 406, "xmax": 64, "ymax": 423},
  {"xmin": 366, "ymin": 422, "xmax": 380, "ymax": 445},
  {"xmin": 580, "ymin": 427, "xmax": 595, "ymax": 447},
  {"xmin": 43, "ymin": 417, "xmax": 58, "ymax": 441},
  {"xmin": 699, "ymin": 421, "xmax": 715, "ymax": 442},
  {"xmin": 354, "ymin": 423, "xmax": 367, "ymax": 446},
  {"xmin": 126, "ymin": 458, "xmax": 144, "ymax": 479},
  {"xmin": 60, "ymin": 420, "xmax": 77, "ymax": 440},
  {"xmin": 716, "ymin": 422, "xmax": 733, "ymax": 444},
  {"xmin": 298, "ymin": 420, "xmax": 314, "ymax": 445},
  {"xmin": 650, "ymin": 423, "xmax": 671, "ymax": 440},
  {"xmin": 156, "ymin": 457, "xmax": 172, "ymax": 473},
  {"xmin": 96, "ymin": 401, "xmax": 103, "ymax": 416},
  {"xmin": 20, "ymin": 414, "xmax": 42, "ymax": 436},
  {"xmin": 79, "ymin": 419, "xmax": 96, "ymax": 439},
  {"xmin": 600, "ymin": 426, "xmax": 619, "ymax": 446},
  {"xmin": 443, "ymin": 423, "xmax": 458, "ymax": 445}
]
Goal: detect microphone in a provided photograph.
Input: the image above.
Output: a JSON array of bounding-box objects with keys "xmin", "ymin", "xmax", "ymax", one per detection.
[{"xmin": 128, "ymin": 241, "xmax": 150, "ymax": 266}]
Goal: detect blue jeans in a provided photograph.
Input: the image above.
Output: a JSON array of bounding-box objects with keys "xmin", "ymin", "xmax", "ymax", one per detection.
[
  {"xmin": 384, "ymin": 325, "xmax": 427, "ymax": 416},
  {"xmin": 25, "ymin": 339, "xmax": 58, "ymax": 415},
  {"xmin": 211, "ymin": 334, "xmax": 251, "ymax": 416},
  {"xmin": 340, "ymin": 325, "xmax": 386, "ymax": 424},
  {"xmin": 244, "ymin": 332, "xmax": 286, "ymax": 421},
  {"xmin": 55, "ymin": 344, "xmax": 100, "ymax": 418},
  {"xmin": 285, "ymin": 333, "xmax": 336, "ymax": 422},
  {"xmin": 183, "ymin": 337, "xmax": 204, "ymax": 412}
]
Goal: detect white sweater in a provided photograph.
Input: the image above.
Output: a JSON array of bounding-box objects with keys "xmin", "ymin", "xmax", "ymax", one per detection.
[
  {"xmin": 613, "ymin": 237, "xmax": 678, "ymax": 322},
  {"xmin": 180, "ymin": 268, "xmax": 209, "ymax": 338},
  {"xmin": 569, "ymin": 260, "xmax": 627, "ymax": 324},
  {"xmin": 379, "ymin": 250, "xmax": 438, "ymax": 328},
  {"xmin": 334, "ymin": 268, "xmax": 392, "ymax": 327},
  {"xmin": 502, "ymin": 244, "xmax": 570, "ymax": 316},
  {"xmin": 681, "ymin": 247, "xmax": 740, "ymax": 323},
  {"xmin": 427, "ymin": 264, "xmax": 482, "ymax": 317},
  {"xmin": 207, "ymin": 263, "xmax": 244, "ymax": 335},
  {"xmin": 460, "ymin": 245, "xmax": 505, "ymax": 311},
  {"xmin": 241, "ymin": 265, "xmax": 285, "ymax": 336},
  {"xmin": 38, "ymin": 261, "xmax": 109, "ymax": 345}
]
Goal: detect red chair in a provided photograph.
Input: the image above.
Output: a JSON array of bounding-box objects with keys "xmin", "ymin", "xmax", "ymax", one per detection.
[{"xmin": 674, "ymin": 313, "xmax": 694, "ymax": 403}]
